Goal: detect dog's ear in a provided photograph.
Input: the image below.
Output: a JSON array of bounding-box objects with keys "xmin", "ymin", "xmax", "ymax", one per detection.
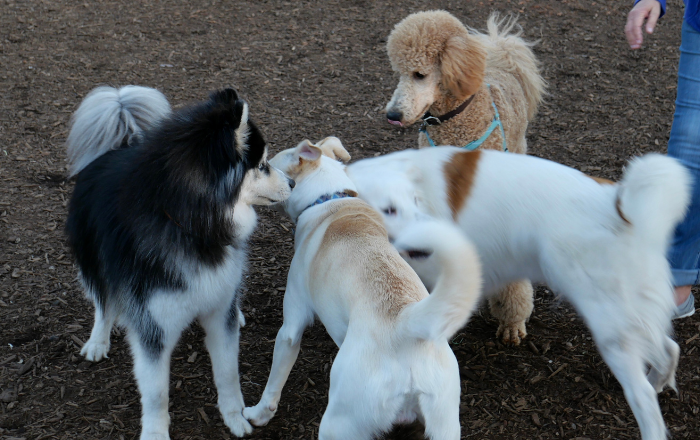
[
  {"xmin": 317, "ymin": 137, "xmax": 351, "ymax": 163},
  {"xmin": 210, "ymin": 88, "xmax": 240, "ymax": 105},
  {"xmin": 295, "ymin": 139, "xmax": 323, "ymax": 162},
  {"xmin": 440, "ymin": 35, "xmax": 486, "ymax": 100}
]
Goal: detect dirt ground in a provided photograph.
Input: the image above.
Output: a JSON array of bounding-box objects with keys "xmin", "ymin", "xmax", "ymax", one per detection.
[{"xmin": 1, "ymin": 0, "xmax": 699, "ymax": 439}]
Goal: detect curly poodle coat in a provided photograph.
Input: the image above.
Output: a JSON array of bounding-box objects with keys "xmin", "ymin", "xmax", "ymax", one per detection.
[{"xmin": 385, "ymin": 11, "xmax": 545, "ymax": 344}]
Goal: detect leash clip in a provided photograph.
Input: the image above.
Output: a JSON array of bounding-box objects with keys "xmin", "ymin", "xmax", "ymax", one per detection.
[{"xmin": 422, "ymin": 115, "xmax": 442, "ymax": 126}]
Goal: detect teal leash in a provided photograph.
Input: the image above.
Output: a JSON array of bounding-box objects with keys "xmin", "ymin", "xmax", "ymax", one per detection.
[{"xmin": 419, "ymin": 84, "xmax": 508, "ymax": 152}]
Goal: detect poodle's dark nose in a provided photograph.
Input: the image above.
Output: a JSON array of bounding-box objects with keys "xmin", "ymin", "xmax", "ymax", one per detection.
[
  {"xmin": 288, "ymin": 178, "xmax": 296, "ymax": 189},
  {"xmin": 387, "ymin": 110, "xmax": 403, "ymax": 122}
]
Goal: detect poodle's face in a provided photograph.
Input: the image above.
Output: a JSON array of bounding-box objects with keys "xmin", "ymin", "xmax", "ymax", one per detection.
[
  {"xmin": 385, "ymin": 11, "xmax": 486, "ymax": 128},
  {"xmin": 385, "ymin": 65, "xmax": 442, "ymax": 127}
]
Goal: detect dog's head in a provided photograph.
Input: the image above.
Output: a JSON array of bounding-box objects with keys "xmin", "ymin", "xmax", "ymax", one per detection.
[
  {"xmin": 346, "ymin": 154, "xmax": 427, "ymax": 241},
  {"xmin": 385, "ymin": 10, "xmax": 486, "ymax": 127},
  {"xmin": 155, "ymin": 88, "xmax": 293, "ymax": 210},
  {"xmin": 270, "ymin": 138, "xmax": 355, "ymax": 221}
]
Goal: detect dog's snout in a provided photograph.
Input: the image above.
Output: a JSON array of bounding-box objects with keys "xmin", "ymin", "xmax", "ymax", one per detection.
[
  {"xmin": 386, "ymin": 110, "xmax": 403, "ymax": 123},
  {"xmin": 287, "ymin": 178, "xmax": 296, "ymax": 189}
]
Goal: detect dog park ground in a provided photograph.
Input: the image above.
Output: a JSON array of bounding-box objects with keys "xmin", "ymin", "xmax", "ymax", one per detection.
[{"xmin": 0, "ymin": 0, "xmax": 699, "ymax": 438}]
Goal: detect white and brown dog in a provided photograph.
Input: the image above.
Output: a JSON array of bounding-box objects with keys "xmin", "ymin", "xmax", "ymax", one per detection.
[
  {"xmin": 243, "ymin": 138, "xmax": 482, "ymax": 439},
  {"xmin": 346, "ymin": 146, "xmax": 690, "ymax": 440}
]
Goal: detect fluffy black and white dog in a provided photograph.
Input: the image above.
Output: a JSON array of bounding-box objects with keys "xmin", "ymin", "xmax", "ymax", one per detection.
[{"xmin": 65, "ymin": 85, "xmax": 294, "ymax": 439}]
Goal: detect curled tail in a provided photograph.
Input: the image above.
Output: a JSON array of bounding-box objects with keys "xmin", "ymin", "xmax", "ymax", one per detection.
[
  {"xmin": 618, "ymin": 154, "xmax": 691, "ymax": 253},
  {"xmin": 393, "ymin": 220, "xmax": 482, "ymax": 341},
  {"xmin": 66, "ymin": 85, "xmax": 171, "ymax": 176},
  {"xmin": 478, "ymin": 13, "xmax": 545, "ymax": 120},
  {"xmin": 617, "ymin": 154, "xmax": 690, "ymax": 382}
]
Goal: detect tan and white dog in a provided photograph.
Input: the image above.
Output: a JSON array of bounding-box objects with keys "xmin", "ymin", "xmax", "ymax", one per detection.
[
  {"xmin": 243, "ymin": 138, "xmax": 482, "ymax": 439},
  {"xmin": 346, "ymin": 146, "xmax": 690, "ymax": 440}
]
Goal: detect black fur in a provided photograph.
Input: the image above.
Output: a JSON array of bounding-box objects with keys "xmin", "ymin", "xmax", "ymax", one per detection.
[{"xmin": 66, "ymin": 88, "xmax": 265, "ymax": 327}]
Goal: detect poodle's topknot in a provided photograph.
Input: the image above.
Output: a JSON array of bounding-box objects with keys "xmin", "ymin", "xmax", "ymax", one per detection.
[
  {"xmin": 387, "ymin": 10, "xmax": 487, "ymax": 99},
  {"xmin": 387, "ymin": 10, "xmax": 469, "ymax": 73}
]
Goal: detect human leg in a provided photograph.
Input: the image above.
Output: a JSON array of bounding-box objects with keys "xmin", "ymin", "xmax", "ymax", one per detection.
[{"xmin": 667, "ymin": 22, "xmax": 700, "ymax": 314}]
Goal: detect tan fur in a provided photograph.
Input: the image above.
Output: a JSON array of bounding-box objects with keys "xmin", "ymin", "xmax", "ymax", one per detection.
[
  {"xmin": 589, "ymin": 175, "xmax": 616, "ymax": 185},
  {"xmin": 317, "ymin": 136, "xmax": 352, "ymax": 162},
  {"xmin": 388, "ymin": 11, "xmax": 544, "ymax": 344},
  {"xmin": 387, "ymin": 11, "xmax": 545, "ymax": 154},
  {"xmin": 488, "ymin": 280, "xmax": 534, "ymax": 343},
  {"xmin": 311, "ymin": 200, "xmax": 426, "ymax": 319},
  {"xmin": 444, "ymin": 150, "xmax": 481, "ymax": 219}
]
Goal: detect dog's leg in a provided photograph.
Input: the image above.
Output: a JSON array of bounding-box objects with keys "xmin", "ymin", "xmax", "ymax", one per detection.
[
  {"xmin": 420, "ymin": 359, "xmax": 461, "ymax": 440},
  {"xmin": 597, "ymin": 340, "xmax": 667, "ymax": 440},
  {"xmin": 420, "ymin": 395, "xmax": 461, "ymax": 440},
  {"xmin": 243, "ymin": 290, "xmax": 311, "ymax": 427},
  {"xmin": 568, "ymin": 290, "xmax": 668, "ymax": 440},
  {"xmin": 488, "ymin": 279, "xmax": 534, "ymax": 345},
  {"xmin": 128, "ymin": 320, "xmax": 178, "ymax": 440},
  {"xmin": 81, "ymin": 304, "xmax": 116, "ymax": 362},
  {"xmin": 646, "ymin": 336, "xmax": 680, "ymax": 393},
  {"xmin": 318, "ymin": 350, "xmax": 378, "ymax": 440},
  {"xmin": 200, "ymin": 302, "xmax": 253, "ymax": 437}
]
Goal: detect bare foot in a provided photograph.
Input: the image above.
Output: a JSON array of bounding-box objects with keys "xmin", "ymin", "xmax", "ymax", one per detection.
[{"xmin": 674, "ymin": 285, "xmax": 691, "ymax": 307}]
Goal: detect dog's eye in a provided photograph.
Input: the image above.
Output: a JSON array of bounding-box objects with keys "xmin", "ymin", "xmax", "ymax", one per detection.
[
  {"xmin": 413, "ymin": 72, "xmax": 425, "ymax": 80},
  {"xmin": 258, "ymin": 163, "xmax": 267, "ymax": 172},
  {"xmin": 382, "ymin": 206, "xmax": 397, "ymax": 216}
]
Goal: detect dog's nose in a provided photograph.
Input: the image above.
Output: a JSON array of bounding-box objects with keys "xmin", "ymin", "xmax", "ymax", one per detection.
[
  {"xmin": 386, "ymin": 110, "xmax": 403, "ymax": 123},
  {"xmin": 288, "ymin": 178, "xmax": 296, "ymax": 189}
]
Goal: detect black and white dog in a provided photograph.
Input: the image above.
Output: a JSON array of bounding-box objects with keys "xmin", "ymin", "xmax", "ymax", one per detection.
[{"xmin": 65, "ymin": 86, "xmax": 294, "ymax": 439}]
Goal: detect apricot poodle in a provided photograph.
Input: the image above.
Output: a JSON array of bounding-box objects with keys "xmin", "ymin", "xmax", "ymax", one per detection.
[{"xmin": 385, "ymin": 11, "xmax": 545, "ymax": 345}]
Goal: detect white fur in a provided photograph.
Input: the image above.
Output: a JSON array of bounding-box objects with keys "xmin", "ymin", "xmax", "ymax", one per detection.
[
  {"xmin": 244, "ymin": 141, "xmax": 483, "ymax": 439},
  {"xmin": 66, "ymin": 86, "xmax": 171, "ymax": 176},
  {"xmin": 347, "ymin": 146, "xmax": 691, "ymax": 440}
]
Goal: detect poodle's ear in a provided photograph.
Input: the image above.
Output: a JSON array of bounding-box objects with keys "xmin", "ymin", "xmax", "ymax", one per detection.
[
  {"xmin": 317, "ymin": 136, "xmax": 351, "ymax": 163},
  {"xmin": 440, "ymin": 35, "xmax": 487, "ymax": 100}
]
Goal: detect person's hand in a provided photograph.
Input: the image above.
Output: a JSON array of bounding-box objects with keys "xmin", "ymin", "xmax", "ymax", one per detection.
[{"xmin": 625, "ymin": 0, "xmax": 662, "ymax": 49}]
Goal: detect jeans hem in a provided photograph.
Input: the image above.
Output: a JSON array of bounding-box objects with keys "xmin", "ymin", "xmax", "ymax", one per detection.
[{"xmin": 671, "ymin": 267, "xmax": 700, "ymax": 287}]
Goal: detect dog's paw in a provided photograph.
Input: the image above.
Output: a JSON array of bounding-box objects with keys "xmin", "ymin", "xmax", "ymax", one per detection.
[
  {"xmin": 223, "ymin": 410, "xmax": 254, "ymax": 437},
  {"xmin": 80, "ymin": 339, "xmax": 110, "ymax": 362},
  {"xmin": 496, "ymin": 321, "xmax": 527, "ymax": 346},
  {"xmin": 139, "ymin": 431, "xmax": 170, "ymax": 440},
  {"xmin": 243, "ymin": 403, "xmax": 277, "ymax": 427}
]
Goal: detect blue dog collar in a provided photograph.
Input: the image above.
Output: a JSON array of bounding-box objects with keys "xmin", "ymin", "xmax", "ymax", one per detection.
[
  {"xmin": 297, "ymin": 190, "xmax": 357, "ymax": 221},
  {"xmin": 420, "ymin": 84, "xmax": 508, "ymax": 152}
]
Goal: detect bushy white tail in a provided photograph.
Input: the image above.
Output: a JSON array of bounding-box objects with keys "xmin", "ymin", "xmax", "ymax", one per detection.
[
  {"xmin": 393, "ymin": 220, "xmax": 483, "ymax": 341},
  {"xmin": 477, "ymin": 13, "xmax": 545, "ymax": 121},
  {"xmin": 616, "ymin": 154, "xmax": 690, "ymax": 380},
  {"xmin": 66, "ymin": 85, "xmax": 171, "ymax": 176},
  {"xmin": 618, "ymin": 154, "xmax": 691, "ymax": 253}
]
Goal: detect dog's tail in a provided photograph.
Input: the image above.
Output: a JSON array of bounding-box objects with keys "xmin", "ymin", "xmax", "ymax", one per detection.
[
  {"xmin": 66, "ymin": 85, "xmax": 171, "ymax": 176},
  {"xmin": 618, "ymin": 154, "xmax": 691, "ymax": 254},
  {"xmin": 479, "ymin": 13, "xmax": 545, "ymax": 121},
  {"xmin": 616, "ymin": 154, "xmax": 690, "ymax": 378},
  {"xmin": 394, "ymin": 220, "xmax": 482, "ymax": 341}
]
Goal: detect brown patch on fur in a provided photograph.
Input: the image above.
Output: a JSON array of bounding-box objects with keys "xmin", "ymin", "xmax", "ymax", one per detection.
[
  {"xmin": 616, "ymin": 196, "xmax": 631, "ymax": 225},
  {"xmin": 322, "ymin": 202, "xmax": 387, "ymax": 243},
  {"xmin": 314, "ymin": 201, "xmax": 424, "ymax": 318},
  {"xmin": 588, "ymin": 175, "xmax": 615, "ymax": 185},
  {"xmin": 286, "ymin": 154, "xmax": 321, "ymax": 179},
  {"xmin": 444, "ymin": 150, "xmax": 482, "ymax": 219}
]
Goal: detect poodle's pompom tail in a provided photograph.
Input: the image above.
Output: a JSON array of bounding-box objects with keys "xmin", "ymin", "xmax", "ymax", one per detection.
[
  {"xmin": 480, "ymin": 13, "xmax": 545, "ymax": 120},
  {"xmin": 66, "ymin": 85, "xmax": 171, "ymax": 176}
]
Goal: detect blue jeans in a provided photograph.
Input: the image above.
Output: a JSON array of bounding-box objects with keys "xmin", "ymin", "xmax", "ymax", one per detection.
[{"xmin": 668, "ymin": 21, "xmax": 700, "ymax": 287}]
